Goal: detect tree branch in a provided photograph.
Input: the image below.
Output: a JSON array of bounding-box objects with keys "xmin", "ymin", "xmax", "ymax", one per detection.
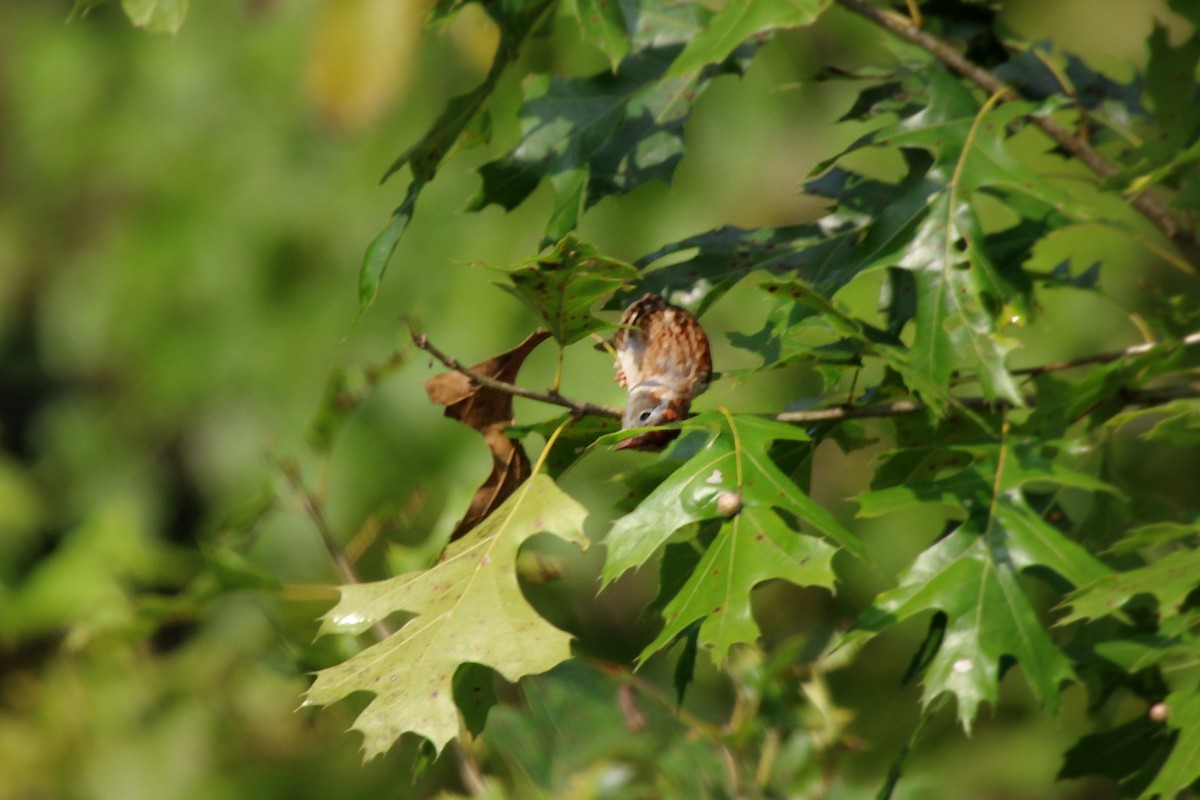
[
  {"xmin": 410, "ymin": 329, "xmax": 622, "ymax": 419},
  {"xmin": 832, "ymin": 0, "xmax": 1200, "ymax": 269},
  {"xmin": 773, "ymin": 384, "xmax": 1200, "ymax": 425},
  {"xmin": 411, "ymin": 328, "xmax": 1200, "ymax": 426}
]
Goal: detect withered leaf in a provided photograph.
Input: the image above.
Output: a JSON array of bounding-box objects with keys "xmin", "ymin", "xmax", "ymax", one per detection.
[{"xmin": 424, "ymin": 329, "xmax": 552, "ymax": 540}]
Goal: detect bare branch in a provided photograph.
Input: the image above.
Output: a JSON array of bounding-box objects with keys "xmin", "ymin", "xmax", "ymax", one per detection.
[
  {"xmin": 832, "ymin": 0, "xmax": 1200, "ymax": 270},
  {"xmin": 773, "ymin": 384, "xmax": 1200, "ymax": 425},
  {"xmin": 410, "ymin": 328, "xmax": 622, "ymax": 419}
]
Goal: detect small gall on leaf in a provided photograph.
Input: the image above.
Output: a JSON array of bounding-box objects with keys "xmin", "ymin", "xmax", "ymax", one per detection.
[
  {"xmin": 1150, "ymin": 702, "xmax": 1170, "ymax": 723},
  {"xmin": 716, "ymin": 491, "xmax": 742, "ymax": 518}
]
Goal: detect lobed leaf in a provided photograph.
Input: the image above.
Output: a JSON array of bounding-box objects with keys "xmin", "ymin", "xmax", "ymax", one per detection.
[
  {"xmin": 639, "ymin": 506, "xmax": 836, "ymax": 665},
  {"xmin": 501, "ymin": 236, "xmax": 638, "ymax": 344},
  {"xmin": 603, "ymin": 412, "xmax": 860, "ymax": 585},
  {"xmin": 848, "ymin": 442, "xmax": 1111, "ymax": 729},
  {"xmin": 1061, "ymin": 547, "xmax": 1200, "ymax": 626},
  {"xmin": 306, "ymin": 474, "xmax": 588, "ymax": 758},
  {"xmin": 468, "ymin": 36, "xmax": 758, "ymax": 241},
  {"xmin": 573, "ymin": 0, "xmax": 630, "ymax": 70}
]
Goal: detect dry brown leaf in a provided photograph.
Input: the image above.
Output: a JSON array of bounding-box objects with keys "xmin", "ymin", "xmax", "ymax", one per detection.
[{"xmin": 424, "ymin": 329, "xmax": 552, "ymax": 540}]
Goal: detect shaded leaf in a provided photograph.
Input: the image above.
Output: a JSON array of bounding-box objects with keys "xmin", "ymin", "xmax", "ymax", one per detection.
[
  {"xmin": 306, "ymin": 474, "xmax": 588, "ymax": 758},
  {"xmin": 994, "ymin": 42, "xmax": 1145, "ymax": 115},
  {"xmin": 624, "ymin": 148, "xmax": 940, "ymax": 323},
  {"xmin": 453, "ymin": 662, "xmax": 499, "ymax": 737},
  {"xmin": 1058, "ymin": 715, "xmax": 1166, "ymax": 784},
  {"xmin": 360, "ymin": 177, "xmax": 419, "ymax": 310},
  {"xmin": 508, "ymin": 413, "xmax": 623, "ymax": 478},
  {"xmin": 424, "ymin": 330, "xmax": 552, "ymax": 540},
  {"xmin": 639, "ymin": 506, "xmax": 836, "ymax": 665},
  {"xmin": 502, "ymin": 236, "xmax": 637, "ymax": 344},
  {"xmin": 469, "ymin": 36, "xmax": 758, "ymax": 240},
  {"xmin": 848, "ymin": 442, "xmax": 1111, "ymax": 729}
]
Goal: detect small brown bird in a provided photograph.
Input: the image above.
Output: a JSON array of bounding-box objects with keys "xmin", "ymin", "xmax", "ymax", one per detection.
[{"xmin": 612, "ymin": 294, "xmax": 712, "ymax": 451}]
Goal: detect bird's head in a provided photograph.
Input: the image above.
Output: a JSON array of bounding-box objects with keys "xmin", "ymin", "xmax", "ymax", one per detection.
[{"xmin": 616, "ymin": 382, "xmax": 687, "ymax": 451}]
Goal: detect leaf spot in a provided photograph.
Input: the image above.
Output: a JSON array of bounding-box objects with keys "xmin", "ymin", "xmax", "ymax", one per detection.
[
  {"xmin": 706, "ymin": 469, "xmax": 723, "ymax": 484},
  {"xmin": 953, "ymin": 659, "xmax": 973, "ymax": 673}
]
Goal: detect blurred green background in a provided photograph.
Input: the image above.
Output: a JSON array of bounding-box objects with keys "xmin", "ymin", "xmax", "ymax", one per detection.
[{"xmin": 0, "ymin": 0, "xmax": 1187, "ymax": 798}]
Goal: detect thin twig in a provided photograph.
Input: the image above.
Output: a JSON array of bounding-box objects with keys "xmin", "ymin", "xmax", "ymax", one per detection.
[
  {"xmin": 410, "ymin": 328, "xmax": 622, "ymax": 418},
  {"xmin": 832, "ymin": 0, "xmax": 1200, "ymax": 270},
  {"xmin": 774, "ymin": 384, "xmax": 1200, "ymax": 425},
  {"xmin": 277, "ymin": 458, "xmax": 394, "ymax": 641},
  {"xmin": 1013, "ymin": 330, "xmax": 1200, "ymax": 375}
]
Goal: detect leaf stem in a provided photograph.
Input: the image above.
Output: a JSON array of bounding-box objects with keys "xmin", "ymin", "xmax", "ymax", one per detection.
[{"xmin": 832, "ymin": 0, "xmax": 1200, "ymax": 270}]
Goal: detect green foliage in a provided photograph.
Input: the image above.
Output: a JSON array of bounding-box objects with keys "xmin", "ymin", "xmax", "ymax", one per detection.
[{"xmin": 11, "ymin": 0, "xmax": 1200, "ymax": 798}]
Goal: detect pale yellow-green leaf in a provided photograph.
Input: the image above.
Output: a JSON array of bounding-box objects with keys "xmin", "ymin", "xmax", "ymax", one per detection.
[{"xmin": 305, "ymin": 474, "xmax": 588, "ymax": 759}]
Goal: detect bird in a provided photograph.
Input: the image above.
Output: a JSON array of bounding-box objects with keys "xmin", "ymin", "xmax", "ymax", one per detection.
[{"xmin": 611, "ymin": 293, "xmax": 712, "ymax": 451}]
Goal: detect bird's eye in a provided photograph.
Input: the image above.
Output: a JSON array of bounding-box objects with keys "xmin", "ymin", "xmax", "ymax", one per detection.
[{"xmin": 639, "ymin": 410, "xmax": 653, "ymax": 422}]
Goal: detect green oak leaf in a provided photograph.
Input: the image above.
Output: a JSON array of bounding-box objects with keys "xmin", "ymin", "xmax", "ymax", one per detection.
[
  {"xmin": 603, "ymin": 412, "xmax": 862, "ymax": 584},
  {"xmin": 666, "ymin": 0, "xmax": 830, "ymax": 78},
  {"xmin": 639, "ymin": 506, "xmax": 836, "ymax": 665},
  {"xmin": 622, "ymin": 149, "xmax": 939, "ymax": 316},
  {"xmin": 468, "ymin": 38, "xmax": 757, "ymax": 242},
  {"xmin": 1126, "ymin": 26, "xmax": 1200, "ymax": 183},
  {"xmin": 1061, "ymin": 547, "xmax": 1200, "ymax": 626},
  {"xmin": 305, "ymin": 474, "xmax": 588, "ymax": 758},
  {"xmin": 848, "ymin": 442, "xmax": 1111, "ymax": 729},
  {"xmin": 359, "ymin": 0, "xmax": 555, "ymax": 310},
  {"xmin": 501, "ymin": 236, "xmax": 638, "ymax": 344}
]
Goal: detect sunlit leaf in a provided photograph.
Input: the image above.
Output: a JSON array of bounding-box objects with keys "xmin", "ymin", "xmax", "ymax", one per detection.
[
  {"xmin": 306, "ymin": 474, "xmax": 588, "ymax": 758},
  {"xmin": 574, "ymin": 0, "xmax": 630, "ymax": 70},
  {"xmin": 666, "ymin": 0, "xmax": 829, "ymax": 78},
  {"xmin": 603, "ymin": 412, "xmax": 861, "ymax": 585}
]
